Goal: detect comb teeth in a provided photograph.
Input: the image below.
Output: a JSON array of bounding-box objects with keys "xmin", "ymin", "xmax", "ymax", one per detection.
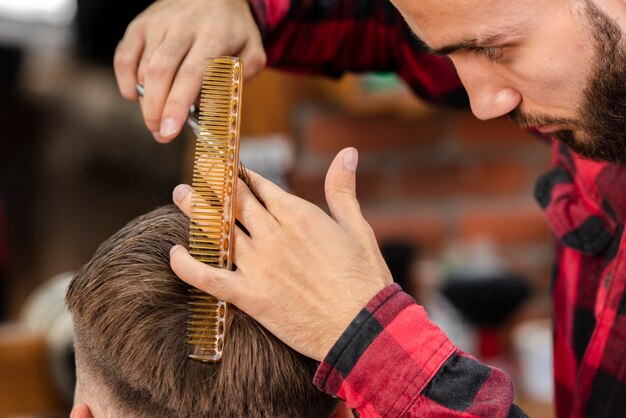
[{"xmin": 187, "ymin": 57, "xmax": 242, "ymax": 362}]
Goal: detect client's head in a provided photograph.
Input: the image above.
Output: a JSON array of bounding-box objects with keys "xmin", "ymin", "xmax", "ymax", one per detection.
[{"xmin": 66, "ymin": 205, "xmax": 338, "ymax": 418}]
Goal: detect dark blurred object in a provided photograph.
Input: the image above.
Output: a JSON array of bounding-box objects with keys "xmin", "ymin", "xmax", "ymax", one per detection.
[
  {"xmin": 0, "ymin": 45, "xmax": 42, "ymax": 321},
  {"xmin": 0, "ymin": 201, "xmax": 8, "ymax": 320},
  {"xmin": 441, "ymin": 272, "xmax": 531, "ymax": 327},
  {"xmin": 0, "ymin": 45, "xmax": 22, "ymax": 96},
  {"xmin": 441, "ymin": 272, "xmax": 532, "ymax": 358},
  {"xmin": 381, "ymin": 241, "xmax": 417, "ymax": 296},
  {"xmin": 75, "ymin": 0, "xmax": 152, "ymax": 64},
  {"xmin": 0, "ymin": 46, "xmax": 17, "ymax": 319}
]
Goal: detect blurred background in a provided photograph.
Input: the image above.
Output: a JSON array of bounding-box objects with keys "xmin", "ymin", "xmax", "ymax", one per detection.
[{"xmin": 0, "ymin": 1, "xmax": 554, "ymax": 417}]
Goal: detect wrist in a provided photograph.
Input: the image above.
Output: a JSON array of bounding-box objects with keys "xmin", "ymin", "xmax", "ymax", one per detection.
[
  {"xmin": 313, "ymin": 284, "xmax": 456, "ymax": 409},
  {"xmin": 314, "ymin": 281, "xmax": 391, "ymax": 361},
  {"xmin": 313, "ymin": 284, "xmax": 405, "ymax": 391}
]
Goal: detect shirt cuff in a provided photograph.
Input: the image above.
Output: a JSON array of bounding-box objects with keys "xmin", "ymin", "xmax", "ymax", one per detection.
[{"xmin": 314, "ymin": 284, "xmax": 456, "ymax": 415}]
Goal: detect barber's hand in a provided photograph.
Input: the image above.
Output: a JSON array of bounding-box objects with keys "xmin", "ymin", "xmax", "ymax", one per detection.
[
  {"xmin": 170, "ymin": 148, "xmax": 393, "ymax": 361},
  {"xmin": 114, "ymin": 0, "xmax": 266, "ymax": 143}
]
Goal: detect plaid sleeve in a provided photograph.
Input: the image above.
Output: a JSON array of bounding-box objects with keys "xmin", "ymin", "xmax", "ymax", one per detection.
[
  {"xmin": 247, "ymin": 0, "xmax": 468, "ymax": 107},
  {"xmin": 314, "ymin": 284, "xmax": 525, "ymax": 417}
]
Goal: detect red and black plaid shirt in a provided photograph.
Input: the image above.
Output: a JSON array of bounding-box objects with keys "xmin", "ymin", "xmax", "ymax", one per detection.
[{"xmin": 249, "ymin": 0, "xmax": 626, "ymax": 416}]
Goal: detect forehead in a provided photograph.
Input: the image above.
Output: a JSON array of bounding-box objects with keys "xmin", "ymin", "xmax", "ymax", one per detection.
[{"xmin": 392, "ymin": 0, "xmax": 536, "ymax": 46}]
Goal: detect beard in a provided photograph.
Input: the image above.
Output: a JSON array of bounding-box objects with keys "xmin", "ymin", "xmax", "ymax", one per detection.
[{"xmin": 509, "ymin": 1, "xmax": 626, "ymax": 163}]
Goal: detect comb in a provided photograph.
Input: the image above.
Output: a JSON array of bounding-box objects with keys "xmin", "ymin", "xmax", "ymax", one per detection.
[{"xmin": 186, "ymin": 56, "xmax": 242, "ymax": 362}]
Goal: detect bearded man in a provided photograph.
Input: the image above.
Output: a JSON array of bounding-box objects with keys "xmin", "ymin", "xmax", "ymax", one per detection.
[{"xmin": 114, "ymin": 0, "xmax": 626, "ymax": 416}]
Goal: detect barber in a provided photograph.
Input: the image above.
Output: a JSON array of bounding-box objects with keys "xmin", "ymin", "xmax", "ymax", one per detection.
[{"xmin": 115, "ymin": 0, "xmax": 626, "ymax": 416}]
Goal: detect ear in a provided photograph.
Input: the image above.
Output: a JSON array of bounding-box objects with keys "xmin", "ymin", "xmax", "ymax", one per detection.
[
  {"xmin": 330, "ymin": 401, "xmax": 354, "ymax": 418},
  {"xmin": 70, "ymin": 403, "xmax": 94, "ymax": 418}
]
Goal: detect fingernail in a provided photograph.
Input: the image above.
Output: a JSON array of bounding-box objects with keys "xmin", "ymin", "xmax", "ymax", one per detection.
[
  {"xmin": 173, "ymin": 184, "xmax": 192, "ymax": 203},
  {"xmin": 152, "ymin": 131, "xmax": 166, "ymax": 143},
  {"xmin": 160, "ymin": 117, "xmax": 178, "ymax": 138},
  {"xmin": 342, "ymin": 148, "xmax": 358, "ymax": 172},
  {"xmin": 170, "ymin": 245, "xmax": 182, "ymax": 257}
]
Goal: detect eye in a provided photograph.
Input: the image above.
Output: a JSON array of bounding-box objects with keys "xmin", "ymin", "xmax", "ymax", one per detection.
[{"xmin": 471, "ymin": 46, "xmax": 504, "ymax": 63}]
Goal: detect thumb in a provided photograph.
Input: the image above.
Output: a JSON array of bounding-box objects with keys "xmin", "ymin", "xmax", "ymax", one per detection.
[{"xmin": 325, "ymin": 147, "xmax": 361, "ymax": 226}]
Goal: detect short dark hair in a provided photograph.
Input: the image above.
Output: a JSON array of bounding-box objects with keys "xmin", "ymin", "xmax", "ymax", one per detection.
[{"xmin": 66, "ymin": 205, "xmax": 338, "ymax": 418}]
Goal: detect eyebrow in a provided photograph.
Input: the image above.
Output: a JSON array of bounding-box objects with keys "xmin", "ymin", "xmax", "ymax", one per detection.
[{"xmin": 429, "ymin": 33, "xmax": 509, "ymax": 56}]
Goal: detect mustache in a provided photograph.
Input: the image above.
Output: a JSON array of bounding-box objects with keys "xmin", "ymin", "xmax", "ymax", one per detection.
[{"xmin": 507, "ymin": 108, "xmax": 576, "ymax": 129}]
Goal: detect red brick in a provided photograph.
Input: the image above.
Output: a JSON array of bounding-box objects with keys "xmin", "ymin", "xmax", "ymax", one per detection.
[
  {"xmin": 364, "ymin": 210, "xmax": 447, "ymax": 254},
  {"xmin": 290, "ymin": 167, "xmax": 387, "ymax": 205},
  {"xmin": 300, "ymin": 111, "xmax": 443, "ymax": 156},
  {"xmin": 355, "ymin": 170, "xmax": 387, "ymax": 203},
  {"xmin": 457, "ymin": 202, "xmax": 551, "ymax": 245},
  {"xmin": 395, "ymin": 159, "xmax": 526, "ymax": 198},
  {"xmin": 289, "ymin": 169, "xmax": 326, "ymax": 205}
]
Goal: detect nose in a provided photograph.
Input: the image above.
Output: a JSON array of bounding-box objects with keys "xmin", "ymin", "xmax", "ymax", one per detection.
[{"xmin": 452, "ymin": 59, "xmax": 521, "ymax": 120}]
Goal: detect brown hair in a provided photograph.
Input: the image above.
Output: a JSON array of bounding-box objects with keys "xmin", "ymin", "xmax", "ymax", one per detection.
[{"xmin": 66, "ymin": 205, "xmax": 338, "ymax": 418}]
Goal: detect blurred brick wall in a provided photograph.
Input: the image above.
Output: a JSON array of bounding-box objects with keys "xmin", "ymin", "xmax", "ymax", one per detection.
[
  {"xmin": 242, "ymin": 71, "xmax": 553, "ymax": 291},
  {"xmin": 292, "ymin": 109, "xmax": 552, "ymax": 285}
]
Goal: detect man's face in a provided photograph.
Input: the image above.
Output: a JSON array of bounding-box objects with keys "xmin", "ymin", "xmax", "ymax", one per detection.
[{"xmin": 392, "ymin": 0, "xmax": 626, "ymax": 162}]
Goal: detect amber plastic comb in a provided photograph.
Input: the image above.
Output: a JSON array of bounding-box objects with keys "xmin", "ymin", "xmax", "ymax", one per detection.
[{"xmin": 187, "ymin": 56, "xmax": 242, "ymax": 362}]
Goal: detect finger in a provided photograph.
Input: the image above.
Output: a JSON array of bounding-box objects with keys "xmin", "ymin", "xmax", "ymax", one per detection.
[
  {"xmin": 239, "ymin": 38, "xmax": 267, "ymax": 81},
  {"xmin": 113, "ymin": 27, "xmax": 145, "ymax": 102},
  {"xmin": 136, "ymin": 29, "xmax": 166, "ymax": 85},
  {"xmin": 174, "ymin": 177, "xmax": 275, "ymax": 237},
  {"xmin": 173, "ymin": 184, "xmax": 193, "ymax": 217},
  {"xmin": 234, "ymin": 176, "xmax": 277, "ymax": 236},
  {"xmin": 159, "ymin": 42, "xmax": 208, "ymax": 141},
  {"xmin": 170, "ymin": 245, "xmax": 242, "ymax": 304},
  {"xmin": 141, "ymin": 35, "xmax": 195, "ymax": 141},
  {"xmin": 324, "ymin": 147, "xmax": 362, "ymax": 227},
  {"xmin": 245, "ymin": 170, "xmax": 295, "ymax": 217},
  {"xmin": 231, "ymin": 224, "xmax": 253, "ymax": 267},
  {"xmin": 136, "ymin": 32, "xmax": 170, "ymax": 137},
  {"xmin": 174, "ymin": 182, "xmax": 255, "ymax": 265}
]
